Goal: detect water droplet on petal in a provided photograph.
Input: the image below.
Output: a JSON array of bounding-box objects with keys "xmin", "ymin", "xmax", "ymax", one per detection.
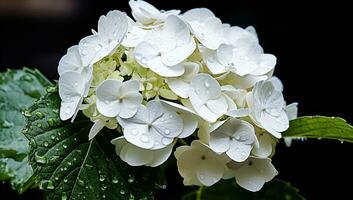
[
  {"xmin": 131, "ymin": 129, "xmax": 138, "ymax": 135},
  {"xmin": 199, "ymin": 173, "xmax": 205, "ymax": 180},
  {"xmin": 65, "ymin": 108, "xmax": 71, "ymax": 114},
  {"xmin": 63, "ymin": 144, "xmax": 68, "ymax": 149},
  {"xmin": 161, "ymin": 137, "xmax": 172, "ymax": 145},
  {"xmin": 44, "ymin": 142, "xmax": 49, "ymax": 147},
  {"xmin": 51, "ymin": 135, "xmax": 56, "ymax": 140},
  {"xmin": 164, "ymin": 129, "xmax": 170, "ymax": 135},
  {"xmin": 140, "ymin": 57, "xmax": 147, "ymax": 65},
  {"xmin": 204, "ymin": 80, "xmax": 210, "ymax": 88},
  {"xmin": 140, "ymin": 135, "xmax": 150, "ymax": 143},
  {"xmin": 95, "ymin": 44, "xmax": 102, "ymax": 51}
]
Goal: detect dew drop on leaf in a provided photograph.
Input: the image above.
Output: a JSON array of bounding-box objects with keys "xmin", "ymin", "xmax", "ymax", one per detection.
[
  {"xmin": 112, "ymin": 177, "xmax": 119, "ymax": 184},
  {"xmin": 128, "ymin": 175, "xmax": 134, "ymax": 183}
]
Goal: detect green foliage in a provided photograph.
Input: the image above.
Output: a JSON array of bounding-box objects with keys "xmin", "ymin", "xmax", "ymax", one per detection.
[
  {"xmin": 283, "ymin": 116, "xmax": 353, "ymax": 142},
  {"xmin": 25, "ymin": 87, "xmax": 157, "ymax": 200},
  {"xmin": 182, "ymin": 179, "xmax": 305, "ymax": 200},
  {"xmin": 0, "ymin": 68, "xmax": 51, "ymax": 193}
]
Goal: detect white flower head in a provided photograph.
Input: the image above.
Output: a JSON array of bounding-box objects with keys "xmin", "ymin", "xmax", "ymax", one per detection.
[
  {"xmin": 129, "ymin": 0, "xmax": 180, "ymax": 26},
  {"xmin": 96, "ymin": 79, "xmax": 142, "ymax": 118},
  {"xmin": 175, "ymin": 140, "xmax": 230, "ymax": 186},
  {"xmin": 189, "ymin": 73, "xmax": 228, "ymax": 123},
  {"xmin": 166, "ymin": 62, "xmax": 200, "ymax": 98},
  {"xmin": 134, "ymin": 15, "xmax": 196, "ymax": 77},
  {"xmin": 209, "ymin": 118, "xmax": 258, "ymax": 162},
  {"xmin": 59, "ymin": 69, "xmax": 92, "ymax": 121},
  {"xmin": 247, "ymin": 80, "xmax": 289, "ymax": 138},
  {"xmin": 182, "ymin": 8, "xmax": 224, "ymax": 50},
  {"xmin": 112, "ymin": 136, "xmax": 174, "ymax": 167},
  {"xmin": 226, "ymin": 157, "xmax": 278, "ymax": 192},
  {"xmin": 79, "ymin": 10, "xmax": 128, "ymax": 66},
  {"xmin": 118, "ymin": 100, "xmax": 183, "ymax": 150}
]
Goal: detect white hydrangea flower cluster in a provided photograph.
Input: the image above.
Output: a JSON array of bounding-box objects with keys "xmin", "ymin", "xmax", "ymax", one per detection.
[{"xmin": 57, "ymin": 0, "xmax": 298, "ymax": 192}]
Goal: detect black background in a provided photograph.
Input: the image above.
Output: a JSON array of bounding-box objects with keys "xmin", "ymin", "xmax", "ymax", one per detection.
[{"xmin": 0, "ymin": 0, "xmax": 351, "ymax": 199}]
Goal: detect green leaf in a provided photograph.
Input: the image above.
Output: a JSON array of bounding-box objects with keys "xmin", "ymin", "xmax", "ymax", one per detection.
[
  {"xmin": 283, "ymin": 116, "xmax": 353, "ymax": 143},
  {"xmin": 182, "ymin": 179, "xmax": 305, "ymax": 200},
  {"xmin": 0, "ymin": 68, "xmax": 51, "ymax": 193},
  {"xmin": 25, "ymin": 87, "xmax": 158, "ymax": 200}
]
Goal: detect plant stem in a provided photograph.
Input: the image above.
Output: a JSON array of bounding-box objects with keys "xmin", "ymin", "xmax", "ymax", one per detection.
[{"xmin": 196, "ymin": 186, "xmax": 203, "ymax": 200}]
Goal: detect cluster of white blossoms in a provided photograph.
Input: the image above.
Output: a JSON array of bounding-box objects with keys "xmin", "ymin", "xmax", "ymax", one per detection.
[{"xmin": 57, "ymin": 0, "xmax": 298, "ymax": 192}]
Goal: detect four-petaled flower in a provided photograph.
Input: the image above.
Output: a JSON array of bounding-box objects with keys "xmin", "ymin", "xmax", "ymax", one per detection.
[
  {"xmin": 209, "ymin": 118, "xmax": 258, "ymax": 162},
  {"xmin": 118, "ymin": 100, "xmax": 183, "ymax": 150}
]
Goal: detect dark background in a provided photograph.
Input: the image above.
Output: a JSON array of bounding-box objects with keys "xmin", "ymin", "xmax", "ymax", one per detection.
[{"xmin": 0, "ymin": 0, "xmax": 351, "ymax": 199}]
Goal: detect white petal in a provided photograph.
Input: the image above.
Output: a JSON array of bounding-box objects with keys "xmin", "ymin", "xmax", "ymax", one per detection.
[
  {"xmin": 176, "ymin": 148, "xmax": 200, "ymax": 182},
  {"xmin": 119, "ymin": 92, "xmax": 142, "ymax": 118},
  {"xmin": 182, "ymin": 8, "xmax": 215, "ymax": 23},
  {"xmin": 220, "ymin": 72, "xmax": 268, "ymax": 89},
  {"xmin": 58, "ymin": 46, "xmax": 83, "ymax": 76},
  {"xmin": 88, "ymin": 119, "xmax": 106, "ymax": 140},
  {"xmin": 174, "ymin": 146, "xmax": 190, "ymax": 159},
  {"xmin": 166, "ymin": 79, "xmax": 190, "ymax": 98},
  {"xmin": 111, "ymin": 136, "xmax": 127, "ymax": 155},
  {"xmin": 120, "ymin": 142, "xmax": 154, "ymax": 166},
  {"xmin": 153, "ymin": 110, "xmax": 183, "ymax": 138},
  {"xmin": 251, "ymin": 54, "xmax": 276, "ymax": 76},
  {"xmin": 196, "ymin": 161, "xmax": 224, "ymax": 186},
  {"xmin": 129, "ymin": 0, "xmax": 160, "ymax": 25},
  {"xmin": 202, "ymin": 48, "xmax": 227, "ymax": 75},
  {"xmin": 122, "ymin": 16, "xmax": 147, "ymax": 47},
  {"xmin": 98, "ymin": 10, "xmax": 128, "ymax": 44},
  {"xmin": 147, "ymin": 142, "xmax": 174, "ymax": 167},
  {"xmin": 161, "ymin": 38, "xmax": 196, "ymax": 67},
  {"xmin": 227, "ymin": 141, "xmax": 252, "ymax": 162},
  {"xmin": 148, "ymin": 57, "xmax": 185, "ymax": 77},
  {"xmin": 270, "ymin": 76, "xmax": 284, "ymax": 92},
  {"xmin": 123, "ymin": 123, "xmax": 154, "ymax": 149},
  {"xmin": 58, "ymin": 71, "xmax": 85, "ymax": 102},
  {"xmin": 260, "ymin": 111, "xmax": 289, "ymax": 138},
  {"xmin": 96, "ymin": 79, "xmax": 122, "ymax": 117},
  {"xmin": 226, "ymin": 108, "xmax": 250, "ymax": 118},
  {"xmin": 190, "ymin": 73, "xmax": 221, "ymax": 103},
  {"xmin": 286, "ymin": 103, "xmax": 298, "ymax": 120},
  {"xmin": 60, "ymin": 99, "xmax": 80, "ymax": 121},
  {"xmin": 78, "ymin": 34, "xmax": 102, "ymax": 66},
  {"xmin": 134, "ymin": 41, "xmax": 159, "ymax": 68},
  {"xmin": 205, "ymin": 96, "xmax": 228, "ymax": 115},
  {"xmin": 178, "ymin": 112, "xmax": 198, "ymax": 138},
  {"xmin": 233, "ymin": 158, "xmax": 278, "ymax": 192},
  {"xmin": 252, "ymin": 133, "xmax": 274, "ymax": 158},
  {"xmin": 196, "ymin": 17, "xmax": 223, "ymax": 50},
  {"xmin": 209, "ymin": 128, "xmax": 231, "ymax": 153},
  {"xmin": 217, "ymin": 44, "xmax": 234, "ymax": 67},
  {"xmin": 146, "ymin": 101, "xmax": 165, "ymax": 123}
]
